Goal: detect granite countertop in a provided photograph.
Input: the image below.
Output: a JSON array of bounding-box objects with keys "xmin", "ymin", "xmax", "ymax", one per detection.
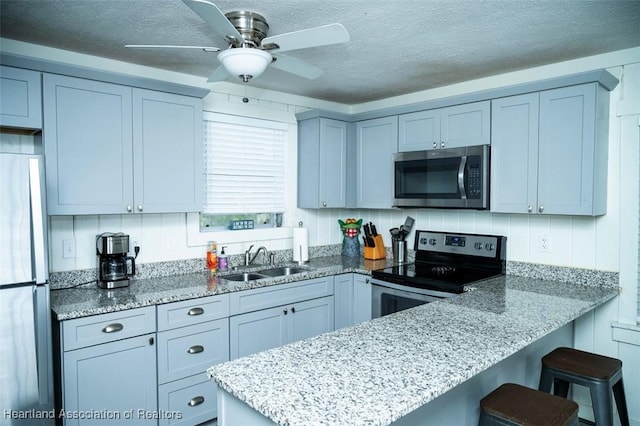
[
  {"xmin": 50, "ymin": 255, "xmax": 392, "ymax": 321},
  {"xmin": 207, "ymin": 275, "xmax": 618, "ymax": 426}
]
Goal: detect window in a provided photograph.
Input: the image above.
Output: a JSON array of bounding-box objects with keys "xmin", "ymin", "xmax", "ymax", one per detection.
[{"xmin": 201, "ymin": 112, "xmax": 287, "ymax": 231}]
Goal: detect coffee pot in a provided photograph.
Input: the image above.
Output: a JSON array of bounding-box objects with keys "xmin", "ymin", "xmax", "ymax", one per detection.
[{"xmin": 96, "ymin": 233, "xmax": 135, "ymax": 289}]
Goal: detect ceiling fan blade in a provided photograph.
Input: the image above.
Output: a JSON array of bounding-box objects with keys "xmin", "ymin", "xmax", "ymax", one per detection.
[
  {"xmin": 182, "ymin": 0, "xmax": 244, "ymax": 45},
  {"xmin": 125, "ymin": 44, "xmax": 220, "ymax": 52},
  {"xmin": 261, "ymin": 23, "xmax": 350, "ymax": 53},
  {"xmin": 206, "ymin": 65, "xmax": 231, "ymax": 82},
  {"xmin": 271, "ymin": 54, "xmax": 323, "ymax": 80}
]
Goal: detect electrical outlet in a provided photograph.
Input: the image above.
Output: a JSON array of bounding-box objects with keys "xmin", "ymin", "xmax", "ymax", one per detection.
[
  {"xmin": 63, "ymin": 239, "xmax": 76, "ymax": 258},
  {"xmin": 539, "ymin": 236, "xmax": 551, "ymax": 253}
]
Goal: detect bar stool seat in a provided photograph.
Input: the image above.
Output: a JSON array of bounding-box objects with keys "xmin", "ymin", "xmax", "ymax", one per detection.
[
  {"xmin": 480, "ymin": 383, "xmax": 579, "ymax": 426},
  {"xmin": 539, "ymin": 347, "xmax": 629, "ymax": 426}
]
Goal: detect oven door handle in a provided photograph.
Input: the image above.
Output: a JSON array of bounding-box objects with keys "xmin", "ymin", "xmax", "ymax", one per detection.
[{"xmin": 458, "ymin": 155, "xmax": 467, "ymax": 200}]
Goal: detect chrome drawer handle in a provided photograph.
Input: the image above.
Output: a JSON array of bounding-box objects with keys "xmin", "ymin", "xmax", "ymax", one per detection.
[
  {"xmin": 187, "ymin": 307, "xmax": 204, "ymax": 316},
  {"xmin": 102, "ymin": 323, "xmax": 123, "ymax": 333},
  {"xmin": 187, "ymin": 345, "xmax": 204, "ymax": 354},
  {"xmin": 188, "ymin": 396, "xmax": 204, "ymax": 407}
]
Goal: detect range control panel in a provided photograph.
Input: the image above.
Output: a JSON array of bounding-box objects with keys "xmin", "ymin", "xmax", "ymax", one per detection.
[{"xmin": 415, "ymin": 230, "xmax": 504, "ymax": 258}]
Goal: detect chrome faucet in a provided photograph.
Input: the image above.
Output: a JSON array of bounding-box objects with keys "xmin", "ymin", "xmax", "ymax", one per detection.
[{"xmin": 244, "ymin": 245, "xmax": 272, "ymax": 266}]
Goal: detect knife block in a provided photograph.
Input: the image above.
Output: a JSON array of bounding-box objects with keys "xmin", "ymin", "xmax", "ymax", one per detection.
[{"xmin": 364, "ymin": 235, "xmax": 386, "ymax": 260}]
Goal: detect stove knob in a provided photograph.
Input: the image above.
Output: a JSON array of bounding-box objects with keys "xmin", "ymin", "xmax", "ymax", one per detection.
[
  {"xmin": 474, "ymin": 242, "xmax": 483, "ymax": 250},
  {"xmin": 428, "ymin": 238, "xmax": 437, "ymax": 246},
  {"xmin": 420, "ymin": 238, "xmax": 428, "ymax": 245},
  {"xmin": 485, "ymin": 243, "xmax": 495, "ymax": 251}
]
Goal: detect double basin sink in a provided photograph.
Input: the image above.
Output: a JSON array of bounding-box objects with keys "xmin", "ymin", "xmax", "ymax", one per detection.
[{"xmin": 221, "ymin": 265, "xmax": 313, "ymax": 282}]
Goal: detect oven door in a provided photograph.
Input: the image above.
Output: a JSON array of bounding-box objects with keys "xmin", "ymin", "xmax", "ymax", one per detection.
[{"xmin": 371, "ymin": 279, "xmax": 453, "ymax": 319}]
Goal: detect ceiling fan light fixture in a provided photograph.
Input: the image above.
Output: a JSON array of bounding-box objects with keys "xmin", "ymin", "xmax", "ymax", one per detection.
[{"xmin": 218, "ymin": 48, "xmax": 272, "ymax": 82}]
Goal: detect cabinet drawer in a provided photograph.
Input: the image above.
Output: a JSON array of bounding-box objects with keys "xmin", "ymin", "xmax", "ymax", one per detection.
[
  {"xmin": 157, "ymin": 318, "xmax": 229, "ymax": 384},
  {"xmin": 229, "ymin": 277, "xmax": 334, "ymax": 315},
  {"xmin": 158, "ymin": 374, "xmax": 217, "ymax": 426},
  {"xmin": 157, "ymin": 294, "xmax": 229, "ymax": 331},
  {"xmin": 62, "ymin": 306, "xmax": 155, "ymax": 351}
]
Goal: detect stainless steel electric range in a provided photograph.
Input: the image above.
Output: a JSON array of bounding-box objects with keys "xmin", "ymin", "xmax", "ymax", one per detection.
[{"xmin": 371, "ymin": 230, "xmax": 506, "ymax": 318}]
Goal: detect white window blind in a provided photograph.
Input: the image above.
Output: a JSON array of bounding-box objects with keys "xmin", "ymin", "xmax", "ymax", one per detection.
[{"xmin": 203, "ymin": 112, "xmax": 287, "ymax": 214}]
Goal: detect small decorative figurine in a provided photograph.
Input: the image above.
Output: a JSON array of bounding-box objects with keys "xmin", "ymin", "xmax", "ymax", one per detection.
[{"xmin": 338, "ymin": 218, "xmax": 362, "ymax": 257}]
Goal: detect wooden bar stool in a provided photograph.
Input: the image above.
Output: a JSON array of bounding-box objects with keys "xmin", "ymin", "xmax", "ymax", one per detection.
[
  {"xmin": 539, "ymin": 347, "xmax": 630, "ymax": 426},
  {"xmin": 480, "ymin": 383, "xmax": 579, "ymax": 426}
]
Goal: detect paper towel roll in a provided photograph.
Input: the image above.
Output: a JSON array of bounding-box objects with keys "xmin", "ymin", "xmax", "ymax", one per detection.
[{"xmin": 292, "ymin": 226, "xmax": 309, "ymax": 263}]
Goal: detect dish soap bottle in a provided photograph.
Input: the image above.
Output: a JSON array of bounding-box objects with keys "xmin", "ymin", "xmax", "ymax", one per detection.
[
  {"xmin": 206, "ymin": 241, "xmax": 217, "ymax": 272},
  {"xmin": 217, "ymin": 246, "xmax": 229, "ymax": 271}
]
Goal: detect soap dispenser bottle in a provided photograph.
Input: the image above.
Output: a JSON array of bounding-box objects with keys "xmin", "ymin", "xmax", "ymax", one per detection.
[{"xmin": 217, "ymin": 246, "xmax": 229, "ymax": 271}]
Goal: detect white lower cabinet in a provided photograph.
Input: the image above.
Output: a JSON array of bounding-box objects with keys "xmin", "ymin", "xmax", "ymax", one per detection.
[
  {"xmin": 156, "ymin": 295, "xmax": 230, "ymax": 425},
  {"xmin": 57, "ymin": 307, "xmax": 157, "ymax": 426},
  {"xmin": 229, "ymin": 277, "xmax": 335, "ymax": 359},
  {"xmin": 334, "ymin": 273, "xmax": 372, "ymax": 329}
]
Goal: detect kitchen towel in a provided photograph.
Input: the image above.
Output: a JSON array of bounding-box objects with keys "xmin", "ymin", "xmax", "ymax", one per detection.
[{"xmin": 292, "ymin": 226, "xmax": 309, "ymax": 263}]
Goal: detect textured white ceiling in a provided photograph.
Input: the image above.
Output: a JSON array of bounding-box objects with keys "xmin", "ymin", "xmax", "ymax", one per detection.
[{"xmin": 1, "ymin": 0, "xmax": 639, "ymax": 104}]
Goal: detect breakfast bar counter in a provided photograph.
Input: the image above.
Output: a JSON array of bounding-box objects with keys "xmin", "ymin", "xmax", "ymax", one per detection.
[{"xmin": 208, "ymin": 275, "xmax": 618, "ymax": 426}]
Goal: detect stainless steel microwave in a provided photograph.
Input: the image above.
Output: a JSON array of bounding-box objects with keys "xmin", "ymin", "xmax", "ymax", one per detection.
[{"xmin": 393, "ymin": 145, "xmax": 490, "ymax": 209}]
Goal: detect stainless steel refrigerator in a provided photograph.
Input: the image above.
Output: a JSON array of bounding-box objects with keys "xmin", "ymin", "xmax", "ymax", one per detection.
[{"xmin": 0, "ymin": 153, "xmax": 54, "ymax": 425}]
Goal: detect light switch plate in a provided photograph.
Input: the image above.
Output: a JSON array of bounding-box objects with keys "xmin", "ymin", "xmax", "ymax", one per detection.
[{"xmin": 63, "ymin": 239, "xmax": 76, "ymax": 258}]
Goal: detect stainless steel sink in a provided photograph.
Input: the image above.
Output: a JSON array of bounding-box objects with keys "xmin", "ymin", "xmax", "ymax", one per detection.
[
  {"xmin": 258, "ymin": 266, "xmax": 311, "ymax": 277},
  {"xmin": 222, "ymin": 272, "xmax": 268, "ymax": 282}
]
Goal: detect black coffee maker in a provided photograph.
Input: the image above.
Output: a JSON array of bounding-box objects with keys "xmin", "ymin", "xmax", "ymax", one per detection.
[{"xmin": 96, "ymin": 233, "xmax": 135, "ymax": 289}]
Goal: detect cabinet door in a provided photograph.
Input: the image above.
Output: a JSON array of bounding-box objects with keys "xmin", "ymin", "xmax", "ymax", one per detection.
[
  {"xmin": 538, "ymin": 84, "xmax": 598, "ymax": 215},
  {"xmin": 133, "ymin": 89, "xmax": 203, "ymax": 213},
  {"xmin": 62, "ymin": 334, "xmax": 157, "ymax": 425},
  {"xmin": 490, "ymin": 93, "xmax": 539, "ymax": 214},
  {"xmin": 353, "ymin": 274, "xmax": 372, "ymax": 324},
  {"xmin": 398, "ymin": 109, "xmax": 440, "ymax": 152},
  {"xmin": 43, "ymin": 74, "xmax": 134, "ymax": 215},
  {"xmin": 229, "ymin": 306, "xmax": 287, "ymax": 359},
  {"xmin": 0, "ymin": 66, "xmax": 42, "ymax": 129},
  {"xmin": 333, "ymin": 274, "xmax": 354, "ymax": 330},
  {"xmin": 288, "ymin": 296, "xmax": 334, "ymax": 344},
  {"xmin": 441, "ymin": 101, "xmax": 491, "ymax": 149},
  {"xmin": 318, "ymin": 118, "xmax": 347, "ymax": 207},
  {"xmin": 298, "ymin": 118, "xmax": 347, "ymax": 208},
  {"xmin": 356, "ymin": 116, "xmax": 397, "ymax": 208}
]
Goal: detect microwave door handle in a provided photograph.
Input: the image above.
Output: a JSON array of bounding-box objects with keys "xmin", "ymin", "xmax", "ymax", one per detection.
[{"xmin": 458, "ymin": 155, "xmax": 467, "ymax": 199}]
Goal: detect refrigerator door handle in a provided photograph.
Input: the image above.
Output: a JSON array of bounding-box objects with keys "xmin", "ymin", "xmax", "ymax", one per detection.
[{"xmin": 29, "ymin": 158, "xmax": 47, "ymax": 284}]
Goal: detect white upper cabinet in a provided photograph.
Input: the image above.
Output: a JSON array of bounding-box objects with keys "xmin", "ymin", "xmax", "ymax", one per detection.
[
  {"xmin": 43, "ymin": 74, "xmax": 202, "ymax": 215},
  {"xmin": 398, "ymin": 101, "xmax": 490, "ymax": 152},
  {"xmin": 491, "ymin": 83, "xmax": 609, "ymax": 215},
  {"xmin": 356, "ymin": 115, "xmax": 398, "ymax": 208},
  {"xmin": 0, "ymin": 66, "xmax": 42, "ymax": 129},
  {"xmin": 297, "ymin": 117, "xmax": 348, "ymax": 208}
]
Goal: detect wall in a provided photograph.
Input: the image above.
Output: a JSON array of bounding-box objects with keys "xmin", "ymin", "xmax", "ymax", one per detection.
[{"xmin": 4, "ymin": 41, "xmax": 638, "ymax": 424}]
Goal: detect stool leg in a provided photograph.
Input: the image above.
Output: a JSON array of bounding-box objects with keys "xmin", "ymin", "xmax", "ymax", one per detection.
[
  {"xmin": 612, "ymin": 378, "xmax": 630, "ymax": 426},
  {"xmin": 590, "ymin": 381, "xmax": 614, "ymax": 426},
  {"xmin": 553, "ymin": 379, "xmax": 570, "ymax": 398},
  {"xmin": 539, "ymin": 368, "xmax": 553, "ymax": 393}
]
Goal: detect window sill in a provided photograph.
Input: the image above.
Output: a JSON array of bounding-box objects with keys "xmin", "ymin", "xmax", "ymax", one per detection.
[{"xmin": 186, "ymin": 212, "xmax": 292, "ymax": 247}]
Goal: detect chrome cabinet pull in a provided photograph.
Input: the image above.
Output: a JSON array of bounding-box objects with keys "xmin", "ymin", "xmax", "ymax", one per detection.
[
  {"xmin": 137, "ymin": 204, "xmax": 143, "ymax": 212},
  {"xmin": 432, "ymin": 142, "xmax": 437, "ymax": 149},
  {"xmin": 188, "ymin": 396, "xmax": 204, "ymax": 407},
  {"xmin": 149, "ymin": 337, "xmax": 154, "ymax": 346},
  {"xmin": 102, "ymin": 323, "xmax": 124, "ymax": 333},
  {"xmin": 538, "ymin": 205, "xmax": 544, "ymax": 213},
  {"xmin": 527, "ymin": 205, "xmax": 533, "ymax": 213},
  {"xmin": 283, "ymin": 309, "xmax": 288, "ymax": 315},
  {"xmin": 187, "ymin": 345, "xmax": 204, "ymax": 354},
  {"xmin": 291, "ymin": 306, "xmax": 296, "ymax": 314},
  {"xmin": 126, "ymin": 205, "xmax": 132, "ymax": 213},
  {"xmin": 441, "ymin": 141, "xmax": 446, "ymax": 148},
  {"xmin": 188, "ymin": 307, "xmax": 204, "ymax": 316}
]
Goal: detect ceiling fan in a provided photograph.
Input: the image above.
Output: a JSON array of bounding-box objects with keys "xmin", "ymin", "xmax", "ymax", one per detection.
[{"xmin": 125, "ymin": 0, "xmax": 350, "ymax": 83}]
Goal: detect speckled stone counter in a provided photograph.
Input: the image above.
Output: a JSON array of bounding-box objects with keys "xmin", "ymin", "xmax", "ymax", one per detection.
[
  {"xmin": 207, "ymin": 275, "xmax": 618, "ymax": 426},
  {"xmin": 50, "ymin": 256, "xmax": 390, "ymax": 321}
]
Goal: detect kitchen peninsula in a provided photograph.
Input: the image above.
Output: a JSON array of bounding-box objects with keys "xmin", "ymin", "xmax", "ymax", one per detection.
[{"xmin": 209, "ymin": 274, "xmax": 618, "ymax": 426}]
